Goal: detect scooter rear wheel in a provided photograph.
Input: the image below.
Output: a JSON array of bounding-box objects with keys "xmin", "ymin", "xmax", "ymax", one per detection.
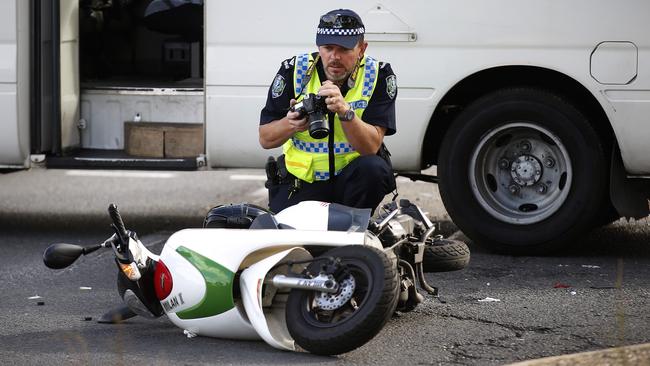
[
  {"xmin": 423, "ymin": 238, "xmax": 470, "ymax": 272},
  {"xmin": 286, "ymin": 246, "xmax": 399, "ymax": 355}
]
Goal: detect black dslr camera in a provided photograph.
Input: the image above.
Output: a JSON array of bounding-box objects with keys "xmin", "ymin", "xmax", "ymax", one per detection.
[{"xmin": 290, "ymin": 93, "xmax": 329, "ymax": 139}]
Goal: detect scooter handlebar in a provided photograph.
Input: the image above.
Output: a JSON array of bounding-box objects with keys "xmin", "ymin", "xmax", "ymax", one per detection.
[{"xmin": 108, "ymin": 204, "xmax": 129, "ymax": 242}]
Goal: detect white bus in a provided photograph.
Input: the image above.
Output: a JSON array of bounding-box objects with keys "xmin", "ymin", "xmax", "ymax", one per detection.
[{"xmin": 1, "ymin": 0, "xmax": 648, "ymax": 253}]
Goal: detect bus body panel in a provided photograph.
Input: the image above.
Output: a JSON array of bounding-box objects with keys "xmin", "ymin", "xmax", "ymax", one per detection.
[
  {"xmin": 204, "ymin": 0, "xmax": 650, "ymax": 173},
  {"xmin": 0, "ymin": 0, "xmax": 25, "ymax": 167}
]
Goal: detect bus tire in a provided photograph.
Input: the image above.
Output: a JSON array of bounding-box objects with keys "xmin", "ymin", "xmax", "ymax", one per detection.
[{"xmin": 438, "ymin": 88, "xmax": 607, "ymax": 254}]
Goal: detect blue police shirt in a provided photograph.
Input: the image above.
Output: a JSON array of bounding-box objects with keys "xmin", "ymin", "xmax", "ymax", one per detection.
[{"xmin": 260, "ymin": 53, "xmax": 397, "ymax": 136}]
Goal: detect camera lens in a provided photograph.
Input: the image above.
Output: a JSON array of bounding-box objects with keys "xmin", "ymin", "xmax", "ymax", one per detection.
[{"xmin": 309, "ymin": 113, "xmax": 329, "ymax": 139}]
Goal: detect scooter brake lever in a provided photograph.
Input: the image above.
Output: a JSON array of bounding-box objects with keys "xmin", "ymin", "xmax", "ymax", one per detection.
[
  {"xmin": 110, "ymin": 224, "xmax": 125, "ymax": 253},
  {"xmin": 109, "ymin": 226, "xmax": 133, "ymax": 264}
]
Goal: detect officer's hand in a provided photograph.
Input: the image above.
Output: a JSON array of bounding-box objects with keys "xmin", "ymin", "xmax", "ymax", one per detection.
[
  {"xmin": 319, "ymin": 81, "xmax": 347, "ymax": 115},
  {"xmin": 286, "ymin": 99, "xmax": 308, "ymax": 132}
]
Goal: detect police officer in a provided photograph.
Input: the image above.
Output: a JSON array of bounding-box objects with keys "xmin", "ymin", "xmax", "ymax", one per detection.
[{"xmin": 260, "ymin": 9, "xmax": 397, "ymax": 213}]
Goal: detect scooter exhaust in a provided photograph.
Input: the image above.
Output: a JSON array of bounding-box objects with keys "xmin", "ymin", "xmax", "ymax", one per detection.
[{"xmin": 270, "ymin": 273, "xmax": 339, "ymax": 293}]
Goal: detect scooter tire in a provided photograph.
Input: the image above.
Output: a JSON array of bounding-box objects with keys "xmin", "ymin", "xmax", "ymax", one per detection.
[
  {"xmin": 423, "ymin": 239, "xmax": 470, "ymax": 272},
  {"xmin": 286, "ymin": 246, "xmax": 399, "ymax": 355}
]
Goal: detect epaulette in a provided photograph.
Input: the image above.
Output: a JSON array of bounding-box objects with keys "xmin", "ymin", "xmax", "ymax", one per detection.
[{"xmin": 282, "ymin": 56, "xmax": 296, "ymax": 70}]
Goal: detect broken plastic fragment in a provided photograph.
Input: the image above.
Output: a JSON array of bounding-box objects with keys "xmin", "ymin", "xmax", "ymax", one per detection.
[
  {"xmin": 478, "ymin": 297, "xmax": 501, "ymax": 302},
  {"xmin": 570, "ymin": 291, "xmax": 577, "ymax": 295},
  {"xmin": 28, "ymin": 295, "xmax": 42, "ymax": 300},
  {"xmin": 183, "ymin": 329, "xmax": 197, "ymax": 338},
  {"xmin": 79, "ymin": 287, "xmax": 92, "ymax": 290}
]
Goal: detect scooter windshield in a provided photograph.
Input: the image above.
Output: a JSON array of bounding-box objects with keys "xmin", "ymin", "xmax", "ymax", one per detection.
[{"xmin": 326, "ymin": 204, "xmax": 371, "ymax": 232}]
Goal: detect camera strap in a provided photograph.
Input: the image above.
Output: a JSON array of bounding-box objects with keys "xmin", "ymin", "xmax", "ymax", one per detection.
[
  {"xmin": 327, "ymin": 112, "xmax": 336, "ymax": 180},
  {"xmin": 315, "ymin": 58, "xmax": 352, "ymax": 182}
]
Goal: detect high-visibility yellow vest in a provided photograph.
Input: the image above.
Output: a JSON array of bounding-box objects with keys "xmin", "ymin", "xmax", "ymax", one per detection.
[{"xmin": 283, "ymin": 53, "xmax": 379, "ymax": 183}]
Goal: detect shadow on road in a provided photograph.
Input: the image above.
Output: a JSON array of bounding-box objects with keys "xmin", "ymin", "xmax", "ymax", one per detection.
[{"xmin": 458, "ymin": 219, "xmax": 650, "ymax": 259}]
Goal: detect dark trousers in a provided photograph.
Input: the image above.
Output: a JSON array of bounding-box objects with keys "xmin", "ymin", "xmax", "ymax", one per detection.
[{"xmin": 268, "ymin": 155, "xmax": 395, "ymax": 213}]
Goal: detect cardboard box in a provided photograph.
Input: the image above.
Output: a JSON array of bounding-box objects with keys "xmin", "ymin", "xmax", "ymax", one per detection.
[{"xmin": 125, "ymin": 122, "xmax": 203, "ymax": 158}]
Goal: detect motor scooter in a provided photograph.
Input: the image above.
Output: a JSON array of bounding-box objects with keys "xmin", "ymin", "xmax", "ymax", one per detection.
[{"xmin": 43, "ymin": 199, "xmax": 469, "ymax": 355}]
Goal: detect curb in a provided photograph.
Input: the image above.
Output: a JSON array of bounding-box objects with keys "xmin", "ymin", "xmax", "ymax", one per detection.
[{"xmin": 506, "ymin": 343, "xmax": 650, "ymax": 366}]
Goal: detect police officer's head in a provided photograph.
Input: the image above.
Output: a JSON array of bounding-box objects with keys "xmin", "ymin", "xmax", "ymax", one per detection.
[{"xmin": 316, "ymin": 9, "xmax": 368, "ymax": 83}]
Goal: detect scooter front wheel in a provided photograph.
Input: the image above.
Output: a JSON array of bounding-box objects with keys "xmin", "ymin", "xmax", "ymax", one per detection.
[{"xmin": 286, "ymin": 246, "xmax": 399, "ymax": 355}]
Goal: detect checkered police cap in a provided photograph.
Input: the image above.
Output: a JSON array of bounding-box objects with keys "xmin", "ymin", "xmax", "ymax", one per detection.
[{"xmin": 316, "ymin": 9, "xmax": 365, "ymax": 49}]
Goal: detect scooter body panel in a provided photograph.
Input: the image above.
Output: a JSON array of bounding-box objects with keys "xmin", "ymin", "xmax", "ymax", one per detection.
[
  {"xmin": 240, "ymin": 247, "xmax": 312, "ymax": 351},
  {"xmin": 167, "ymin": 307, "xmax": 259, "ymax": 340},
  {"xmin": 157, "ymin": 228, "xmax": 364, "ymax": 340}
]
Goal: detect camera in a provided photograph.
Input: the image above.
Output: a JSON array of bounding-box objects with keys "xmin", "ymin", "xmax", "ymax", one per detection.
[{"xmin": 290, "ymin": 93, "xmax": 329, "ymax": 139}]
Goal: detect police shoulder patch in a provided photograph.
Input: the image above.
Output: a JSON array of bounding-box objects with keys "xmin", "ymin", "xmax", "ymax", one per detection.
[
  {"xmin": 386, "ymin": 75, "xmax": 397, "ymax": 99},
  {"xmin": 271, "ymin": 74, "xmax": 286, "ymax": 98}
]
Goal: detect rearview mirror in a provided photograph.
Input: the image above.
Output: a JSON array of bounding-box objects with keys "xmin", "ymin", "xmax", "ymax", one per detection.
[{"xmin": 43, "ymin": 243, "xmax": 84, "ymax": 269}]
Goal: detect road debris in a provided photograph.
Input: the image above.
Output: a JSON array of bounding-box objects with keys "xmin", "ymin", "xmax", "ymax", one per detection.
[
  {"xmin": 79, "ymin": 286, "xmax": 92, "ymax": 290},
  {"xmin": 184, "ymin": 329, "xmax": 197, "ymax": 338},
  {"xmin": 581, "ymin": 265, "xmax": 601, "ymax": 269},
  {"xmin": 478, "ymin": 297, "xmax": 501, "ymax": 302},
  {"xmin": 553, "ymin": 282, "xmax": 571, "ymax": 288},
  {"xmin": 37, "ymin": 301, "xmax": 45, "ymax": 306},
  {"xmin": 28, "ymin": 295, "xmax": 42, "ymax": 300}
]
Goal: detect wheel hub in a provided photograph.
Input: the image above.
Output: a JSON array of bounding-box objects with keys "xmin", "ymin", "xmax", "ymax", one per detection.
[
  {"xmin": 315, "ymin": 275, "xmax": 356, "ymax": 310},
  {"xmin": 510, "ymin": 155, "xmax": 542, "ymax": 187},
  {"xmin": 469, "ymin": 122, "xmax": 572, "ymax": 225}
]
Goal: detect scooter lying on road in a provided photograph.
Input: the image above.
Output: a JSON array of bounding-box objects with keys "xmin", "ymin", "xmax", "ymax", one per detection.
[{"xmin": 43, "ymin": 199, "xmax": 469, "ymax": 355}]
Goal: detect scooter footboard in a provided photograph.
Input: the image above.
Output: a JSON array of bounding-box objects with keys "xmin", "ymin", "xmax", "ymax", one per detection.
[{"xmin": 240, "ymin": 247, "xmax": 312, "ymax": 351}]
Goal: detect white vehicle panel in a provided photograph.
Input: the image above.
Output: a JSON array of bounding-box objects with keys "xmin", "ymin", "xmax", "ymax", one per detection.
[
  {"xmin": 273, "ymin": 201, "xmax": 331, "ymax": 231},
  {"xmin": 0, "ymin": 44, "xmax": 16, "ymax": 83},
  {"xmin": 205, "ymin": 0, "xmax": 650, "ymax": 173},
  {"xmin": 0, "ymin": 0, "xmax": 22, "ymax": 167},
  {"xmin": 240, "ymin": 248, "xmax": 311, "ymax": 351},
  {"xmin": 158, "ymin": 246, "xmax": 206, "ymax": 315},
  {"xmin": 167, "ymin": 307, "xmax": 259, "ymax": 340},
  {"xmin": 163, "ymin": 228, "xmax": 365, "ymax": 273},
  {"xmin": 159, "ymin": 244, "xmax": 259, "ymax": 339},
  {"xmin": 0, "ymin": 83, "xmax": 20, "ymax": 164},
  {"xmin": 160, "ymin": 227, "xmax": 366, "ymax": 342}
]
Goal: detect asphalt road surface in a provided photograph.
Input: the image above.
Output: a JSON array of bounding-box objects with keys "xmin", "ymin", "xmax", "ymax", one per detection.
[{"xmin": 1, "ymin": 168, "xmax": 648, "ymax": 365}]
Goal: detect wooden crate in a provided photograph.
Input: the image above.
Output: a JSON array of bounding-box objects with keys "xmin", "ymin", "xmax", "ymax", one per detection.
[{"xmin": 125, "ymin": 122, "xmax": 204, "ymax": 158}]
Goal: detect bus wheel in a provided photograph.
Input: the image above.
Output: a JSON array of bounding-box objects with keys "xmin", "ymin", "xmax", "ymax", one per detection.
[{"xmin": 438, "ymin": 88, "xmax": 607, "ymax": 254}]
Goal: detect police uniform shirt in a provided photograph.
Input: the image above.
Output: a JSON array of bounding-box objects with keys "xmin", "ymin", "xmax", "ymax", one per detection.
[{"xmin": 260, "ymin": 53, "xmax": 397, "ymax": 136}]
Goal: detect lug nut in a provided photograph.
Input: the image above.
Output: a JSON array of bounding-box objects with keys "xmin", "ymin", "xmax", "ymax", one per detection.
[
  {"xmin": 509, "ymin": 184, "xmax": 520, "ymax": 194},
  {"xmin": 537, "ymin": 184, "xmax": 547, "ymax": 194},
  {"xmin": 499, "ymin": 159, "xmax": 510, "ymax": 169},
  {"xmin": 544, "ymin": 157, "xmax": 555, "ymax": 168},
  {"xmin": 520, "ymin": 140, "xmax": 532, "ymax": 151}
]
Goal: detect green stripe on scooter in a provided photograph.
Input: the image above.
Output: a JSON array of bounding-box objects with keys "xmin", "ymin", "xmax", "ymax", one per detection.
[{"xmin": 175, "ymin": 246, "xmax": 235, "ymax": 319}]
